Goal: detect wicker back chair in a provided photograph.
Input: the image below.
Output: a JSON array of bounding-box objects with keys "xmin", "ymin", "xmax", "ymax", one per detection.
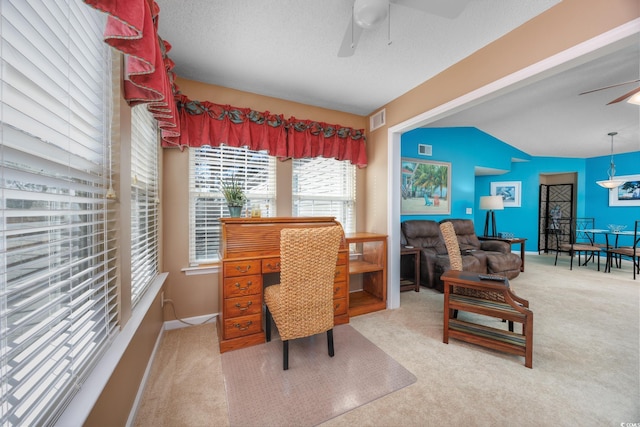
[
  {"xmin": 264, "ymin": 226, "xmax": 343, "ymax": 370},
  {"xmin": 439, "ymin": 221, "xmax": 463, "ymax": 271}
]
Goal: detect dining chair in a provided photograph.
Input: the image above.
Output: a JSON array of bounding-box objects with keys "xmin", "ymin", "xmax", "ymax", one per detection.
[
  {"xmin": 605, "ymin": 220, "xmax": 640, "ymax": 280},
  {"xmin": 553, "ymin": 217, "xmax": 602, "ymax": 270},
  {"xmin": 264, "ymin": 225, "xmax": 343, "ymax": 370}
]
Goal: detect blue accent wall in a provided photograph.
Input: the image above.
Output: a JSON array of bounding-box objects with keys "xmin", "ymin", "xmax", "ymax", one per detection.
[{"xmin": 401, "ymin": 127, "xmax": 640, "ymax": 247}]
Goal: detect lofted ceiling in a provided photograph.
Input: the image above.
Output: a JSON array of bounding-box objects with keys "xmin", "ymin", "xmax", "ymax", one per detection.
[{"xmin": 156, "ymin": 0, "xmax": 639, "ymax": 158}]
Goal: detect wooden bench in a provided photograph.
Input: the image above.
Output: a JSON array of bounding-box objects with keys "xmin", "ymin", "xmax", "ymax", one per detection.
[{"xmin": 442, "ymin": 270, "xmax": 533, "ymax": 368}]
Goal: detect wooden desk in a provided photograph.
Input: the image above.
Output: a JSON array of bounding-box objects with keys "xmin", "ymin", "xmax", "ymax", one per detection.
[
  {"xmin": 478, "ymin": 236, "xmax": 527, "ymax": 272},
  {"xmin": 346, "ymin": 233, "xmax": 387, "ymax": 316},
  {"xmin": 217, "ymin": 217, "xmax": 349, "ymax": 353}
]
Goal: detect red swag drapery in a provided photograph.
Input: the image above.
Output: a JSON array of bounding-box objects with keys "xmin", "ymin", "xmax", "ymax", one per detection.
[{"xmin": 83, "ymin": 0, "xmax": 180, "ymax": 145}]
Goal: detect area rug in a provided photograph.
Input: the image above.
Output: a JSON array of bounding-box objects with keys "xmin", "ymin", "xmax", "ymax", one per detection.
[{"xmin": 220, "ymin": 324, "xmax": 417, "ymax": 426}]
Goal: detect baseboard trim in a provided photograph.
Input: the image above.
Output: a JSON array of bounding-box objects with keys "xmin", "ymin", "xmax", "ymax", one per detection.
[{"xmin": 164, "ymin": 313, "xmax": 218, "ymax": 330}]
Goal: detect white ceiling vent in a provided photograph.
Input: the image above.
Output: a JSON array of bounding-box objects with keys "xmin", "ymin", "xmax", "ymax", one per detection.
[
  {"xmin": 369, "ymin": 108, "xmax": 386, "ymax": 131},
  {"xmin": 418, "ymin": 144, "xmax": 432, "ymax": 156}
]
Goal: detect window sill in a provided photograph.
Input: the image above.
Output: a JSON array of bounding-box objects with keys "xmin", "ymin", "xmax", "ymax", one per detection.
[{"xmin": 182, "ymin": 264, "xmax": 220, "ymax": 276}]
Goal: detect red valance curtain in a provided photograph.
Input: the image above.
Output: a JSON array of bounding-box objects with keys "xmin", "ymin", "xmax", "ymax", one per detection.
[
  {"xmin": 175, "ymin": 96, "xmax": 368, "ymax": 167},
  {"xmin": 174, "ymin": 95, "xmax": 288, "ymax": 157},
  {"xmin": 83, "ymin": 0, "xmax": 180, "ymax": 145},
  {"xmin": 286, "ymin": 117, "xmax": 368, "ymax": 168}
]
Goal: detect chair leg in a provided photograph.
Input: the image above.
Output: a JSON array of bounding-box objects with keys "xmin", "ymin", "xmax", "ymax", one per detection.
[
  {"xmin": 327, "ymin": 329, "xmax": 335, "ymax": 358},
  {"xmin": 283, "ymin": 340, "xmax": 289, "ymax": 370},
  {"xmin": 569, "ymin": 250, "xmax": 573, "ymax": 270},
  {"xmin": 265, "ymin": 305, "xmax": 272, "ymax": 342}
]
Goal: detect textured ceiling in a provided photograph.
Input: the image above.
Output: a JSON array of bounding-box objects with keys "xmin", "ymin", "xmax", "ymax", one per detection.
[
  {"xmin": 155, "ymin": 0, "xmax": 639, "ymax": 158},
  {"xmin": 156, "ymin": 0, "xmax": 559, "ymax": 116}
]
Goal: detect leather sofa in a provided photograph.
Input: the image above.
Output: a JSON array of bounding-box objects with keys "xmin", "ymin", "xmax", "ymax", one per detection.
[{"xmin": 401, "ymin": 219, "xmax": 522, "ymax": 292}]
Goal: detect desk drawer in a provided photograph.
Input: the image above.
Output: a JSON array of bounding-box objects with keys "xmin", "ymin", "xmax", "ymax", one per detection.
[
  {"xmin": 333, "ymin": 282, "xmax": 347, "ymax": 299},
  {"xmin": 224, "ymin": 260, "xmax": 261, "ymax": 277},
  {"xmin": 334, "ymin": 297, "xmax": 348, "ymax": 316},
  {"xmin": 334, "ymin": 264, "xmax": 347, "ymax": 282},
  {"xmin": 224, "ymin": 294, "xmax": 262, "ymax": 318},
  {"xmin": 224, "ymin": 274, "xmax": 262, "ymax": 297},
  {"xmin": 337, "ymin": 252, "xmax": 347, "ymax": 265},
  {"xmin": 223, "ymin": 313, "xmax": 261, "ymax": 339},
  {"xmin": 262, "ymin": 257, "xmax": 281, "ymax": 273}
]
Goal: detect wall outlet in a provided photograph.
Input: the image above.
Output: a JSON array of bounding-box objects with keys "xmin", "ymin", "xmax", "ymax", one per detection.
[
  {"xmin": 161, "ymin": 291, "xmax": 164, "ymax": 308},
  {"xmin": 466, "ymin": 208, "xmax": 473, "ymax": 215}
]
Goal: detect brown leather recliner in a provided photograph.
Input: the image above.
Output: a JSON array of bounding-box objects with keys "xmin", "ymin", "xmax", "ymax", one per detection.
[{"xmin": 400, "ymin": 219, "xmax": 522, "ymax": 292}]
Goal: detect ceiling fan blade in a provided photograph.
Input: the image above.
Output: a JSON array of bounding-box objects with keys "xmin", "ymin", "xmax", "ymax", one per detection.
[
  {"xmin": 607, "ymin": 85, "xmax": 640, "ymax": 105},
  {"xmin": 392, "ymin": 0, "xmax": 471, "ymax": 19},
  {"xmin": 579, "ymin": 79, "xmax": 640, "ymax": 96},
  {"xmin": 338, "ymin": 18, "xmax": 365, "ymax": 57}
]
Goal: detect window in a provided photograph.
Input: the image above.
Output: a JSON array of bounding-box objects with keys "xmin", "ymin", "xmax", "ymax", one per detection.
[
  {"xmin": 130, "ymin": 105, "xmax": 159, "ymax": 307},
  {"xmin": 0, "ymin": 1, "xmax": 115, "ymax": 425},
  {"xmin": 189, "ymin": 145, "xmax": 276, "ymax": 264},
  {"xmin": 292, "ymin": 157, "xmax": 356, "ymax": 233}
]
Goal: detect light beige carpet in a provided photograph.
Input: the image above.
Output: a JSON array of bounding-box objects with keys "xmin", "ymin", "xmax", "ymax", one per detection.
[
  {"xmin": 134, "ymin": 255, "xmax": 639, "ymax": 426},
  {"xmin": 220, "ymin": 324, "xmax": 417, "ymax": 427}
]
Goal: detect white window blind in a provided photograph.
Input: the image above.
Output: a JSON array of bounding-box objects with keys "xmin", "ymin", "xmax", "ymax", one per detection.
[
  {"xmin": 0, "ymin": 1, "xmax": 116, "ymax": 425},
  {"xmin": 189, "ymin": 145, "xmax": 276, "ymax": 264},
  {"xmin": 292, "ymin": 157, "xmax": 356, "ymax": 233},
  {"xmin": 130, "ymin": 105, "xmax": 159, "ymax": 307}
]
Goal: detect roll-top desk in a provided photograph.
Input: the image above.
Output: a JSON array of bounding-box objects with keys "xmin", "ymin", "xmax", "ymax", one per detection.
[{"xmin": 217, "ymin": 217, "xmax": 349, "ymax": 353}]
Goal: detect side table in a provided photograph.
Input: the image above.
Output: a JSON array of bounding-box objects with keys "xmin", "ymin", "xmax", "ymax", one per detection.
[
  {"xmin": 478, "ymin": 236, "xmax": 527, "ymax": 272},
  {"xmin": 400, "ymin": 246, "xmax": 420, "ymax": 292}
]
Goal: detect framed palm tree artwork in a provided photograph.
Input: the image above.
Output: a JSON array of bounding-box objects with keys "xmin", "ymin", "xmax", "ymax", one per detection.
[{"xmin": 401, "ymin": 158, "xmax": 451, "ymax": 215}]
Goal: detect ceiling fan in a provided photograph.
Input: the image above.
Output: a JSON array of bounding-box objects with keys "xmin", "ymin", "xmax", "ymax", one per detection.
[
  {"xmin": 338, "ymin": 0, "xmax": 471, "ymax": 57},
  {"xmin": 579, "ymin": 79, "xmax": 640, "ymax": 105}
]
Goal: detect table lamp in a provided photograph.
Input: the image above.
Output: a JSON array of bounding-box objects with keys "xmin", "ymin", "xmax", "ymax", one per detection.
[{"xmin": 480, "ymin": 195, "xmax": 504, "ymax": 237}]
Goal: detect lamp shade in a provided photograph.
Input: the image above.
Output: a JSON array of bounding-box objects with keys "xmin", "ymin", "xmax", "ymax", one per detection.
[{"xmin": 479, "ymin": 195, "xmax": 504, "ymax": 210}]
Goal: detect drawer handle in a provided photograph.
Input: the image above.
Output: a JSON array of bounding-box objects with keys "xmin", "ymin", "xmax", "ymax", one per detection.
[
  {"xmin": 235, "ymin": 265, "xmax": 252, "ymax": 273},
  {"xmin": 234, "ymin": 281, "xmax": 252, "ymax": 291},
  {"xmin": 334, "ymin": 286, "xmax": 341, "ymax": 294},
  {"xmin": 233, "ymin": 320, "xmax": 253, "ymax": 331},
  {"xmin": 266, "ymin": 262, "xmax": 280, "ymax": 270},
  {"xmin": 235, "ymin": 301, "xmax": 253, "ymax": 311}
]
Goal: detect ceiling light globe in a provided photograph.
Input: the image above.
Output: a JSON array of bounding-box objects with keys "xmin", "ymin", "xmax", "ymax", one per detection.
[
  {"xmin": 596, "ymin": 179, "xmax": 625, "ymax": 189},
  {"xmin": 353, "ymin": 0, "xmax": 388, "ymax": 29}
]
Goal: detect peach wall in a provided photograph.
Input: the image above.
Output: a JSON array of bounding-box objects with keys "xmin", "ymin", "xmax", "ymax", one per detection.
[
  {"xmin": 162, "ymin": 81, "xmax": 368, "ymax": 320},
  {"xmin": 85, "ymin": 293, "xmax": 164, "ymax": 426}
]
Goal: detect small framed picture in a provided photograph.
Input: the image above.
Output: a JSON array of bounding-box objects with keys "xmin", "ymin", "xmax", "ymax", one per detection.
[
  {"xmin": 491, "ymin": 181, "xmax": 521, "ymax": 208},
  {"xmin": 609, "ymin": 174, "xmax": 640, "ymax": 207}
]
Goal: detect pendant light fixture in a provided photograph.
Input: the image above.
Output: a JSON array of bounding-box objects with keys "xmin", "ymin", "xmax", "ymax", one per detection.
[{"xmin": 596, "ymin": 131, "xmax": 625, "ymax": 189}]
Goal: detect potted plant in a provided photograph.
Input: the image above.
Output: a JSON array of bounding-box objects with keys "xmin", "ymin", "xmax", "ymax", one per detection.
[{"xmin": 221, "ymin": 175, "xmax": 246, "ymax": 217}]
